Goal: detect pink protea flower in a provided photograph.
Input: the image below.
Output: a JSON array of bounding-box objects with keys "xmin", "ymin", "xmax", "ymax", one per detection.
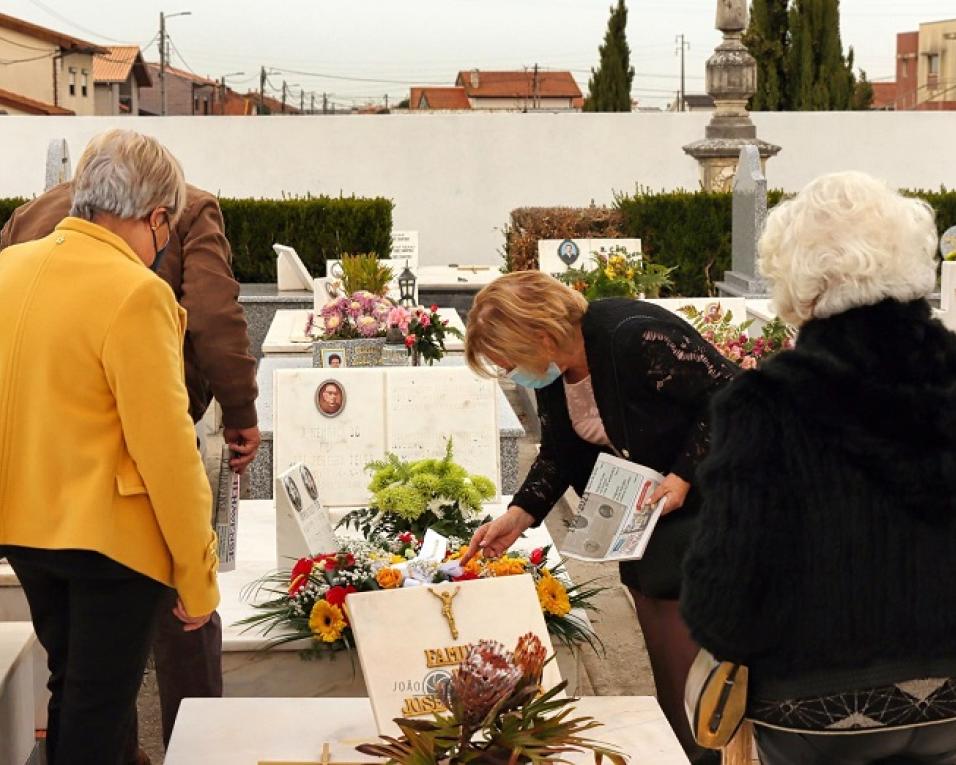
[
  {"xmin": 347, "ymin": 300, "xmax": 364, "ymax": 318},
  {"xmin": 438, "ymin": 640, "xmax": 522, "ymax": 727},
  {"xmin": 324, "ymin": 314, "xmax": 342, "ymax": 333}
]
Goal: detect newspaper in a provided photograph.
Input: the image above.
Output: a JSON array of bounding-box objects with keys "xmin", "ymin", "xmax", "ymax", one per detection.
[
  {"xmin": 213, "ymin": 444, "xmax": 240, "ymax": 572},
  {"xmin": 559, "ymin": 453, "xmax": 666, "ymax": 562}
]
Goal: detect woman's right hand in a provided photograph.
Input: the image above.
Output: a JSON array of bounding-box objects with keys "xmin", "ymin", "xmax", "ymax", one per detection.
[
  {"xmin": 461, "ymin": 505, "xmax": 535, "ymax": 564},
  {"xmin": 173, "ymin": 597, "xmax": 213, "ymax": 632}
]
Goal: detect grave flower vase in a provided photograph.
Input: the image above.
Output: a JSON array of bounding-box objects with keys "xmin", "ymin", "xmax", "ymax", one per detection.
[{"xmin": 312, "ymin": 337, "xmax": 386, "ymax": 368}]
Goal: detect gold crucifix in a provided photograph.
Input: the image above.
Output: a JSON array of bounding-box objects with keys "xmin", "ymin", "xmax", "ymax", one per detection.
[{"xmin": 429, "ymin": 586, "xmax": 461, "ymax": 640}]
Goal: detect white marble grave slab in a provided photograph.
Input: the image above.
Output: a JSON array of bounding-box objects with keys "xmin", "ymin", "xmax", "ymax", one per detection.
[
  {"xmin": 275, "ymin": 463, "xmax": 336, "ymax": 563},
  {"xmin": 274, "ymin": 368, "xmax": 388, "ymax": 507},
  {"xmin": 274, "ymin": 244, "xmax": 315, "ymax": 292},
  {"xmin": 275, "ymin": 367, "xmax": 500, "ymax": 505},
  {"xmin": 348, "ymin": 575, "xmax": 561, "ymax": 735},
  {"xmin": 0, "ymin": 622, "xmax": 38, "ymax": 765},
  {"xmin": 538, "ymin": 238, "xmax": 642, "ymax": 277},
  {"xmin": 645, "ymin": 297, "xmax": 749, "ymax": 326},
  {"xmin": 385, "ymin": 367, "xmax": 498, "ymax": 495},
  {"xmin": 165, "ymin": 696, "xmax": 690, "ymax": 765}
]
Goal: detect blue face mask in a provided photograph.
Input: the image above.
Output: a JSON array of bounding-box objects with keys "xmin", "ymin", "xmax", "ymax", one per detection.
[{"xmin": 507, "ymin": 362, "xmax": 562, "ymax": 389}]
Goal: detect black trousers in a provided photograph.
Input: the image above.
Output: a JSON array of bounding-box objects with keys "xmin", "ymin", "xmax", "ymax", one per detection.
[
  {"xmin": 756, "ymin": 721, "xmax": 956, "ymax": 764},
  {"xmin": 1, "ymin": 546, "xmax": 169, "ymax": 765}
]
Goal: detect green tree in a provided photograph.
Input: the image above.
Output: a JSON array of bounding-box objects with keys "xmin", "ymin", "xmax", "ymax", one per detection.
[
  {"xmin": 583, "ymin": 0, "xmax": 635, "ymax": 112},
  {"xmin": 744, "ymin": 0, "xmax": 790, "ymax": 110}
]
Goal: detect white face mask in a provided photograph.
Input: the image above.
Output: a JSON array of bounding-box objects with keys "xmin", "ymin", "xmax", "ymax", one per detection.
[{"xmin": 507, "ymin": 362, "xmax": 562, "ymax": 390}]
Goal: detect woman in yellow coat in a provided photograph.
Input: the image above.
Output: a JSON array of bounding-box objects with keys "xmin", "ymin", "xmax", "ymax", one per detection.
[{"xmin": 0, "ymin": 129, "xmax": 219, "ymax": 764}]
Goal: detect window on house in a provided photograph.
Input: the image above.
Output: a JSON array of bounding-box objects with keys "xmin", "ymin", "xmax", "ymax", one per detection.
[
  {"xmin": 194, "ymin": 95, "xmax": 199, "ymax": 113},
  {"xmin": 68, "ymin": 68, "xmax": 76, "ymax": 97},
  {"xmin": 901, "ymin": 61, "xmax": 908, "ymax": 80},
  {"xmin": 202, "ymin": 98, "xmax": 209, "ymax": 115},
  {"xmin": 928, "ymin": 54, "xmax": 941, "ymax": 77},
  {"xmin": 81, "ymin": 70, "xmax": 89, "ymax": 97}
]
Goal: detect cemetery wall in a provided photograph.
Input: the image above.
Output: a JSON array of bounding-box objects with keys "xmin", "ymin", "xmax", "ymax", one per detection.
[{"xmin": 0, "ymin": 112, "xmax": 953, "ymax": 267}]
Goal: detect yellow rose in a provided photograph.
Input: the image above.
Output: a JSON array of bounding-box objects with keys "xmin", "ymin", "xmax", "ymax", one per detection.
[
  {"xmin": 309, "ymin": 600, "xmax": 347, "ymax": 643},
  {"xmin": 536, "ymin": 573, "xmax": 571, "ymax": 617},
  {"xmin": 376, "ymin": 567, "xmax": 404, "ymax": 589}
]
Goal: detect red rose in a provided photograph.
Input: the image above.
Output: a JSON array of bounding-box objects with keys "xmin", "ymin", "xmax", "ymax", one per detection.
[
  {"xmin": 453, "ymin": 570, "xmax": 479, "ymax": 582},
  {"xmin": 344, "ymin": 553, "xmax": 356, "ymax": 567},
  {"xmin": 398, "ymin": 532, "xmax": 413, "ymax": 544},
  {"xmin": 291, "ymin": 557, "xmax": 315, "ymax": 580},
  {"xmin": 324, "ymin": 559, "xmax": 337, "ymax": 572},
  {"xmin": 325, "ymin": 585, "xmax": 356, "ymax": 608},
  {"xmin": 530, "ymin": 548, "xmax": 545, "ymax": 566},
  {"xmin": 404, "ymin": 335, "xmax": 416, "ymax": 348},
  {"xmin": 430, "ymin": 304, "xmax": 439, "ymax": 313}
]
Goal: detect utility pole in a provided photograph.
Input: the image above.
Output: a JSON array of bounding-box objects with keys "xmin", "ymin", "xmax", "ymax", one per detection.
[
  {"xmin": 310, "ymin": 92, "xmax": 315, "ymax": 114},
  {"xmin": 259, "ymin": 66, "xmax": 266, "ymax": 115},
  {"xmin": 675, "ymin": 35, "xmax": 690, "ymax": 112},
  {"xmin": 300, "ymin": 89, "xmax": 304, "ymax": 113},
  {"xmin": 159, "ymin": 13, "xmax": 166, "ymax": 115},
  {"xmin": 532, "ymin": 63, "xmax": 540, "ymax": 110},
  {"xmin": 281, "ymin": 80, "xmax": 287, "ymax": 113},
  {"xmin": 322, "ymin": 92, "xmax": 328, "ymax": 114},
  {"xmin": 384, "ymin": 93, "xmax": 389, "ymax": 110}
]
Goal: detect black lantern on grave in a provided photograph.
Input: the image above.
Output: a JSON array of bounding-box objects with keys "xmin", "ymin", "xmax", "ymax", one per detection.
[{"xmin": 398, "ymin": 261, "xmax": 417, "ymax": 308}]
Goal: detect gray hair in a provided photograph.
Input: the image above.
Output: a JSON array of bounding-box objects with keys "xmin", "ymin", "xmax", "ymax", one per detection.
[{"xmin": 70, "ymin": 129, "xmax": 186, "ymax": 224}]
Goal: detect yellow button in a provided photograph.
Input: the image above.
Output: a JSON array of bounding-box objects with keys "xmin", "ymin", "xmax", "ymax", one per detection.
[{"xmin": 55, "ymin": 235, "xmax": 65, "ymax": 244}]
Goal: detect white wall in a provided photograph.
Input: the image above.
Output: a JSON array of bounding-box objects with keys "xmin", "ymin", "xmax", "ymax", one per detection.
[{"xmin": 0, "ymin": 111, "xmax": 952, "ymax": 267}]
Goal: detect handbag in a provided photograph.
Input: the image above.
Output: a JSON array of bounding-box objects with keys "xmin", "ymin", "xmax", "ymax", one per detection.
[{"xmin": 684, "ymin": 648, "xmax": 749, "ymax": 750}]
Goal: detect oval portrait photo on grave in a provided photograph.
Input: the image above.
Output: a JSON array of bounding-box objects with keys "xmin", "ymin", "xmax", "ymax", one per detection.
[
  {"xmin": 300, "ymin": 465, "xmax": 319, "ymax": 501},
  {"xmin": 283, "ymin": 475, "xmax": 302, "ymax": 513},
  {"xmin": 315, "ymin": 379, "xmax": 346, "ymax": 418}
]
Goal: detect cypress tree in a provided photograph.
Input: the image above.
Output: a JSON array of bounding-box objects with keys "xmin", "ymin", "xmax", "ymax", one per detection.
[
  {"xmin": 583, "ymin": 0, "xmax": 635, "ymax": 112},
  {"xmin": 744, "ymin": 0, "xmax": 790, "ymax": 110}
]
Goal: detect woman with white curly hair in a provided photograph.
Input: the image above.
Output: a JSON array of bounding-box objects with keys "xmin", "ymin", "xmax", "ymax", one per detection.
[{"xmin": 681, "ymin": 171, "xmax": 956, "ymax": 764}]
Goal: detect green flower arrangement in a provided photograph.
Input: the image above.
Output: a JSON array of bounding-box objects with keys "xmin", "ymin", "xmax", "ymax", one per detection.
[{"xmin": 339, "ymin": 440, "xmax": 495, "ymax": 540}]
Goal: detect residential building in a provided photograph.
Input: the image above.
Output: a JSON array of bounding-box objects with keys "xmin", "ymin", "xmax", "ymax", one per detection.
[
  {"xmin": 454, "ymin": 69, "xmax": 582, "ymax": 111},
  {"xmin": 409, "ymin": 87, "xmax": 471, "ymax": 110},
  {"xmin": 0, "ymin": 12, "xmax": 107, "ymax": 115},
  {"xmin": 667, "ymin": 94, "xmax": 715, "ymax": 112},
  {"xmin": 138, "ymin": 63, "xmax": 220, "ymax": 115},
  {"xmin": 92, "ymin": 46, "xmax": 151, "ymax": 115},
  {"xmin": 885, "ymin": 21, "xmax": 956, "ymax": 111},
  {"xmin": 221, "ymin": 89, "xmax": 303, "ymax": 116},
  {"xmin": 871, "ymin": 82, "xmax": 898, "ymax": 111}
]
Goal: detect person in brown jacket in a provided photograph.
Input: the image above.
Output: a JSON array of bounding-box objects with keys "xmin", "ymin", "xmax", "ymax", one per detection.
[{"xmin": 0, "ymin": 180, "xmax": 260, "ymax": 762}]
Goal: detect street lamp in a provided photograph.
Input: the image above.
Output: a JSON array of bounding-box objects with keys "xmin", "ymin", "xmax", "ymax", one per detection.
[
  {"xmin": 159, "ymin": 10, "xmax": 192, "ymax": 116},
  {"xmin": 219, "ymin": 71, "xmax": 245, "ymax": 114}
]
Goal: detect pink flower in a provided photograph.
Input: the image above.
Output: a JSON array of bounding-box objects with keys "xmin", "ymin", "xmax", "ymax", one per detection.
[
  {"xmin": 740, "ymin": 356, "xmax": 758, "ymax": 370},
  {"xmin": 419, "ymin": 314, "xmax": 431, "ymax": 329},
  {"xmin": 430, "ymin": 304, "xmax": 439, "ymax": 313},
  {"xmin": 324, "ymin": 315, "xmax": 341, "ymax": 331},
  {"xmin": 356, "ymin": 315, "xmax": 380, "ymax": 337}
]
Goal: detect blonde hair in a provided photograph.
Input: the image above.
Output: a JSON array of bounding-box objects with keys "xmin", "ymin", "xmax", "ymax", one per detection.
[
  {"xmin": 758, "ymin": 171, "xmax": 938, "ymax": 326},
  {"xmin": 465, "ymin": 271, "xmax": 588, "ymax": 377},
  {"xmin": 71, "ymin": 129, "xmax": 187, "ymax": 224}
]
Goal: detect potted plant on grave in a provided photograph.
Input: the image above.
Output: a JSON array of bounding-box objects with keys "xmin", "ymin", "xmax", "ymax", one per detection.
[
  {"xmin": 337, "ymin": 253, "xmax": 394, "ymax": 297},
  {"xmin": 357, "ymin": 634, "xmax": 626, "ymax": 765},
  {"xmin": 678, "ymin": 303, "xmax": 795, "ymax": 369},
  {"xmin": 339, "ymin": 440, "xmax": 495, "ymax": 541},
  {"xmin": 557, "ymin": 245, "xmax": 675, "ymax": 300},
  {"xmin": 312, "ymin": 291, "xmax": 394, "ymax": 367}
]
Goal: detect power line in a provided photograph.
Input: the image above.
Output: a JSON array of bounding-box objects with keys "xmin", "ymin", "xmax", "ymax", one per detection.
[
  {"xmin": 25, "ymin": 0, "xmax": 132, "ymax": 44},
  {"xmin": 0, "ymin": 52, "xmax": 54, "ymax": 66}
]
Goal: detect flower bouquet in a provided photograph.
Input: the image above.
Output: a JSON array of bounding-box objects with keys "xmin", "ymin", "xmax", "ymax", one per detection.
[
  {"xmin": 239, "ymin": 538, "xmax": 604, "ymax": 656},
  {"xmin": 679, "ymin": 302, "xmax": 794, "ymax": 369},
  {"xmin": 385, "ymin": 305, "xmax": 463, "ymax": 366},
  {"xmin": 318, "ymin": 291, "xmax": 394, "ymax": 341},
  {"xmin": 357, "ymin": 634, "xmax": 625, "ymax": 765},
  {"xmin": 557, "ymin": 246, "xmax": 675, "ymax": 300},
  {"xmin": 339, "ymin": 440, "xmax": 496, "ymax": 541}
]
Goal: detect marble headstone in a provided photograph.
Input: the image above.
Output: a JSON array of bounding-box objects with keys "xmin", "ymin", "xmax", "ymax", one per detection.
[
  {"xmin": 275, "ymin": 463, "xmax": 336, "ymax": 564},
  {"xmin": 538, "ymin": 238, "xmax": 642, "ymax": 278},
  {"xmin": 391, "ymin": 231, "xmax": 419, "ymax": 263},
  {"xmin": 274, "ymin": 367, "xmax": 500, "ymax": 507},
  {"xmin": 717, "ymin": 145, "xmax": 770, "ymax": 297},
  {"xmin": 274, "ymin": 244, "xmax": 314, "ymax": 292},
  {"xmin": 346, "ymin": 575, "xmax": 561, "ymax": 735},
  {"xmin": 44, "ymin": 138, "xmax": 71, "ymax": 192}
]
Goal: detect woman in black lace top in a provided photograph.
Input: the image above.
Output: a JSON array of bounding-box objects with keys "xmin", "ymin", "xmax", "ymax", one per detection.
[{"xmin": 463, "ymin": 270, "xmax": 737, "ymax": 762}]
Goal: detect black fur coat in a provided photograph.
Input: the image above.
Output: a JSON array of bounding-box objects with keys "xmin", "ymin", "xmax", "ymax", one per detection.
[{"xmin": 681, "ymin": 298, "xmax": 956, "ymax": 699}]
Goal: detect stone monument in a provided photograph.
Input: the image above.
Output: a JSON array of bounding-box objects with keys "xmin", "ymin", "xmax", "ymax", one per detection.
[
  {"xmin": 716, "ymin": 145, "xmax": 770, "ymax": 297},
  {"xmin": 683, "ymin": 0, "xmax": 780, "ymax": 191},
  {"xmin": 44, "ymin": 139, "xmax": 71, "ymax": 191}
]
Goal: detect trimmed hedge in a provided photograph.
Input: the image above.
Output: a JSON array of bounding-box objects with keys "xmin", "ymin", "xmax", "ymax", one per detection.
[
  {"xmin": 505, "ymin": 189, "xmax": 956, "ymax": 296},
  {"xmin": 0, "ymin": 195, "xmax": 393, "ymax": 283}
]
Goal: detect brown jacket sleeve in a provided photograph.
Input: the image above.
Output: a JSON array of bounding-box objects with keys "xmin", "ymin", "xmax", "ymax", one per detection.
[{"xmin": 177, "ymin": 193, "xmax": 258, "ymax": 429}]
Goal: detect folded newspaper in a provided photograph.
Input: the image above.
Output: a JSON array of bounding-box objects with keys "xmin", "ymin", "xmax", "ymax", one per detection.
[
  {"xmin": 559, "ymin": 453, "xmax": 666, "ymax": 562},
  {"xmin": 213, "ymin": 444, "xmax": 240, "ymax": 572}
]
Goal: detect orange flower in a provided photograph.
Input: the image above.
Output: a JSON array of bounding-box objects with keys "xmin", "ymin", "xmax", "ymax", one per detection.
[
  {"xmin": 488, "ymin": 557, "xmax": 528, "ymax": 577},
  {"xmin": 376, "ymin": 567, "xmax": 404, "ymax": 589}
]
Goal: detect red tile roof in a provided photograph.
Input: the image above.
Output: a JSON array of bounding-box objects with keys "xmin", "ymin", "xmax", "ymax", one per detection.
[
  {"xmin": 94, "ymin": 46, "xmax": 152, "ymax": 87},
  {"xmin": 455, "ymin": 70, "xmax": 582, "ymax": 99},
  {"xmin": 0, "ymin": 87, "xmax": 73, "ymax": 115},
  {"xmin": 871, "ymin": 82, "xmax": 898, "ymax": 110},
  {"xmin": 145, "ymin": 62, "xmax": 218, "ymax": 88},
  {"xmin": 0, "ymin": 12, "xmax": 107, "ymax": 54},
  {"xmin": 409, "ymin": 86, "xmax": 471, "ymax": 110}
]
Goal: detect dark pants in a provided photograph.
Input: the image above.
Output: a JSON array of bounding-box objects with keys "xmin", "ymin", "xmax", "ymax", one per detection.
[
  {"xmin": 151, "ymin": 589, "xmax": 223, "ymax": 746},
  {"xmin": 756, "ymin": 721, "xmax": 956, "ymax": 764},
  {"xmin": 1, "ymin": 546, "xmax": 168, "ymax": 765}
]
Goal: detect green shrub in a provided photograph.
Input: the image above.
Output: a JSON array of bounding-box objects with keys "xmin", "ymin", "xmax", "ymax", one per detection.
[
  {"xmin": 0, "ymin": 195, "xmax": 393, "ymax": 283},
  {"xmin": 505, "ymin": 188, "xmax": 956, "ymax": 296},
  {"xmin": 219, "ymin": 196, "xmax": 393, "ymax": 282}
]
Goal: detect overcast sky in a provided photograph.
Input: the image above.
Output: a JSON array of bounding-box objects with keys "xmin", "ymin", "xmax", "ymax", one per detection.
[{"xmin": 5, "ymin": 0, "xmax": 955, "ymax": 109}]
